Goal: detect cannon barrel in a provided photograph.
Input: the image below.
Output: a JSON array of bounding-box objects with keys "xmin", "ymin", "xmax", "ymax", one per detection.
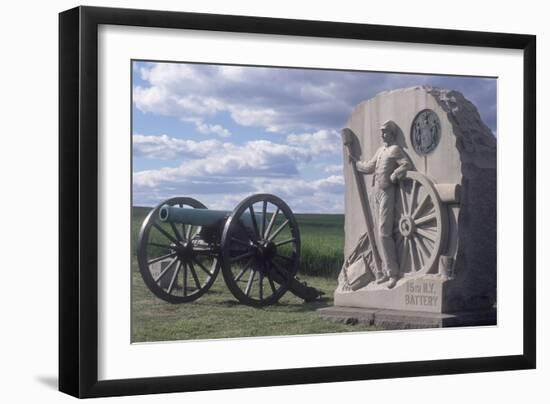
[{"xmin": 159, "ymin": 205, "xmax": 262, "ymax": 230}]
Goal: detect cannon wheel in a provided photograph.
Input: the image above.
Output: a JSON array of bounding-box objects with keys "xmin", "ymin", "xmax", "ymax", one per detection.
[
  {"xmin": 393, "ymin": 171, "xmax": 448, "ymax": 276},
  {"xmin": 137, "ymin": 197, "xmax": 220, "ymax": 304},
  {"xmin": 220, "ymin": 194, "xmax": 301, "ymax": 307}
]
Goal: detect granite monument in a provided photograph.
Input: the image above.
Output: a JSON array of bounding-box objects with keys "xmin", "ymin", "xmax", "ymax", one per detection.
[{"xmin": 319, "ymin": 86, "xmax": 497, "ymax": 328}]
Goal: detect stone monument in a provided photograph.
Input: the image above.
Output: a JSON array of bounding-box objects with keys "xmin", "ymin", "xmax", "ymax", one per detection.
[{"xmin": 318, "ymin": 86, "xmax": 497, "ymax": 328}]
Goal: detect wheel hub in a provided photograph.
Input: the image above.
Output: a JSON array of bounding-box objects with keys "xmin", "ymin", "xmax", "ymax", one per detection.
[
  {"xmin": 255, "ymin": 240, "xmax": 277, "ymax": 262},
  {"xmin": 399, "ymin": 216, "xmax": 415, "ymax": 237},
  {"xmin": 175, "ymin": 241, "xmax": 195, "ymax": 261}
]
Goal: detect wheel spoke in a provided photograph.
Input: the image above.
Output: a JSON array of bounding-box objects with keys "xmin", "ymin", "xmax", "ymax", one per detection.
[
  {"xmin": 268, "ymin": 219, "xmax": 289, "ymax": 242},
  {"xmin": 183, "ymin": 262, "xmax": 188, "ymax": 296},
  {"xmin": 248, "ymin": 205, "xmax": 260, "ymax": 239},
  {"xmin": 415, "ymin": 213, "xmax": 436, "ymax": 226},
  {"xmin": 267, "ymin": 269, "xmax": 277, "ymax": 294},
  {"xmin": 148, "ymin": 252, "xmax": 176, "ymax": 265},
  {"xmin": 182, "ymin": 225, "xmax": 188, "ymax": 240},
  {"xmin": 399, "ymin": 238, "xmax": 408, "ymax": 272},
  {"xmin": 178, "ymin": 203, "xmax": 186, "ymax": 241},
  {"xmin": 270, "ymin": 259, "xmax": 289, "ymax": 280},
  {"xmin": 235, "ymin": 219, "xmax": 254, "ymax": 243},
  {"xmin": 188, "ymin": 260, "xmax": 201, "ymax": 290},
  {"xmin": 185, "ymin": 225, "xmax": 193, "ymax": 240},
  {"xmin": 274, "ymin": 238, "xmax": 296, "ymax": 247},
  {"xmin": 192, "ymin": 257, "xmax": 213, "ymax": 278},
  {"xmin": 261, "ymin": 200, "xmax": 268, "ymax": 239},
  {"xmin": 148, "ymin": 242, "xmax": 174, "ymax": 250},
  {"xmin": 264, "ymin": 207, "xmax": 280, "ymax": 239},
  {"xmin": 231, "ymin": 250, "xmax": 254, "ymax": 263},
  {"xmin": 416, "ymin": 227, "xmax": 436, "ymax": 242},
  {"xmin": 167, "ymin": 261, "xmax": 181, "ymax": 294},
  {"xmin": 408, "ymin": 238, "xmax": 417, "ymax": 272},
  {"xmin": 412, "ymin": 194, "xmax": 429, "ymax": 219},
  {"xmin": 409, "ymin": 180, "xmax": 418, "ymax": 213},
  {"xmin": 210, "ymin": 258, "xmax": 218, "ymax": 275},
  {"xmin": 231, "ymin": 237, "xmax": 250, "ymax": 247},
  {"xmin": 153, "ymin": 223, "xmax": 178, "ymax": 244},
  {"xmin": 245, "ymin": 269, "xmax": 256, "ymax": 296},
  {"xmin": 234, "ymin": 258, "xmax": 253, "ymax": 282},
  {"xmin": 400, "ymin": 185, "xmax": 409, "ymax": 215},
  {"xmin": 258, "ymin": 272, "xmax": 264, "ymax": 301},
  {"xmin": 169, "ymin": 221, "xmax": 183, "ymax": 241},
  {"xmin": 275, "ymin": 253, "xmax": 293, "ymax": 262},
  {"xmin": 413, "ymin": 239, "xmax": 423, "ymax": 270},
  {"xmin": 413, "ymin": 235, "xmax": 427, "ymax": 267},
  {"xmin": 153, "ymin": 256, "xmax": 178, "ymax": 283}
]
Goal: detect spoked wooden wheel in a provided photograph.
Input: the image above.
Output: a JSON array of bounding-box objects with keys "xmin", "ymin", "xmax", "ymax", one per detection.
[
  {"xmin": 394, "ymin": 171, "xmax": 447, "ymax": 276},
  {"xmin": 137, "ymin": 197, "xmax": 220, "ymax": 303},
  {"xmin": 220, "ymin": 194, "xmax": 301, "ymax": 307}
]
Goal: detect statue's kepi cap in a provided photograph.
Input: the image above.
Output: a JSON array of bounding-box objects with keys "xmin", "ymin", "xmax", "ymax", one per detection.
[{"xmin": 380, "ymin": 120, "xmax": 397, "ymax": 131}]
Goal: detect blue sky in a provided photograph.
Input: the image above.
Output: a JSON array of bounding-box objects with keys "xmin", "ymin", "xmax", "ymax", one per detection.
[{"xmin": 132, "ymin": 61, "xmax": 496, "ymax": 213}]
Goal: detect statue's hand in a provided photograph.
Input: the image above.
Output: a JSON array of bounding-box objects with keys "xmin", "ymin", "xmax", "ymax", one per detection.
[
  {"xmin": 390, "ymin": 173, "xmax": 398, "ymax": 183},
  {"xmin": 348, "ymin": 154, "xmax": 358, "ymax": 164}
]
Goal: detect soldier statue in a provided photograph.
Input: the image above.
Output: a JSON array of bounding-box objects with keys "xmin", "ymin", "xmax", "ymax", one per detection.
[{"xmin": 349, "ymin": 120, "xmax": 412, "ymax": 288}]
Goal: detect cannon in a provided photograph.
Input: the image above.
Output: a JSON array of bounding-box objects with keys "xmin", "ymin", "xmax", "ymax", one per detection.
[{"xmin": 137, "ymin": 194, "xmax": 321, "ymax": 307}]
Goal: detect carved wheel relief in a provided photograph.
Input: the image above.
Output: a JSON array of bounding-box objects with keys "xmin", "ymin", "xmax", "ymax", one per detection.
[{"xmin": 393, "ymin": 171, "xmax": 447, "ymax": 276}]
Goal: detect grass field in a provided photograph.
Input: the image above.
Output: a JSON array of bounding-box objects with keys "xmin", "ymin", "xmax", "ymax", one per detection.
[{"xmin": 131, "ymin": 206, "xmax": 377, "ymax": 342}]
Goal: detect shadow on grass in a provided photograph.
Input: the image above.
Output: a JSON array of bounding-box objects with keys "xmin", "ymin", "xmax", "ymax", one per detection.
[
  {"xmin": 270, "ymin": 300, "xmax": 331, "ymax": 313},
  {"xmin": 203, "ymin": 296, "xmax": 332, "ymax": 313},
  {"xmin": 216, "ymin": 300, "xmax": 242, "ymax": 307}
]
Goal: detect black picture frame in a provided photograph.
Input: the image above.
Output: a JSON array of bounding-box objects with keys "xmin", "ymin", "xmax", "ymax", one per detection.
[{"xmin": 59, "ymin": 5, "xmax": 536, "ymax": 398}]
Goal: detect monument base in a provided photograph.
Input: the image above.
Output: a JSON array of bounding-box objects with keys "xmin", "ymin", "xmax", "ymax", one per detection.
[
  {"xmin": 317, "ymin": 306, "xmax": 496, "ymax": 329},
  {"xmin": 335, "ymin": 274, "xmax": 449, "ymax": 313}
]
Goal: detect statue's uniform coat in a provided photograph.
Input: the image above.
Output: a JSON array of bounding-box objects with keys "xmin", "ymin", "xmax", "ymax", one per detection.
[{"xmin": 357, "ymin": 144, "xmax": 412, "ymax": 278}]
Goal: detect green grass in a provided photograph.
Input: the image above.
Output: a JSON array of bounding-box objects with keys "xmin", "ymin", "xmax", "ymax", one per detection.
[
  {"xmin": 132, "ymin": 271, "xmax": 378, "ymax": 342},
  {"xmin": 296, "ymin": 213, "xmax": 345, "ymax": 277},
  {"xmin": 131, "ymin": 206, "xmax": 377, "ymax": 342}
]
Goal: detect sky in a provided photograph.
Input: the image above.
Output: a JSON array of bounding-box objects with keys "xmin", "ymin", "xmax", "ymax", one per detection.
[{"xmin": 132, "ymin": 61, "xmax": 496, "ymax": 213}]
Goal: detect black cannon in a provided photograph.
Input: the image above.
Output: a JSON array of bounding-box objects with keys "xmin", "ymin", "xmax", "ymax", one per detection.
[{"xmin": 137, "ymin": 194, "xmax": 321, "ymax": 307}]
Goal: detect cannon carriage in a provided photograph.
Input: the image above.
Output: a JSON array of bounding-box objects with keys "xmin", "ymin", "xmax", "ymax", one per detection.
[{"xmin": 137, "ymin": 193, "xmax": 320, "ymax": 307}]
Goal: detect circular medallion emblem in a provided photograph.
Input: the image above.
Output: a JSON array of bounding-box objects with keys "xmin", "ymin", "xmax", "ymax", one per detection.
[{"xmin": 411, "ymin": 109, "xmax": 441, "ymax": 155}]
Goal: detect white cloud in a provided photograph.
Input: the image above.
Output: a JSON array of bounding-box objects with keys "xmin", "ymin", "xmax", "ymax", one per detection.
[
  {"xmin": 133, "ymin": 132, "xmax": 338, "ymax": 171},
  {"xmin": 133, "ymin": 173, "xmax": 346, "ymax": 213},
  {"xmin": 228, "ymin": 107, "xmax": 281, "ymax": 132},
  {"xmin": 133, "ymin": 135, "xmax": 317, "ymax": 188},
  {"xmin": 134, "ymin": 87, "xmax": 224, "ymax": 117},
  {"xmin": 182, "ymin": 117, "xmax": 231, "ymax": 137},
  {"xmin": 133, "ymin": 63, "xmax": 357, "ymax": 134},
  {"xmin": 134, "ymin": 61, "xmax": 497, "ymax": 136},
  {"xmin": 133, "ymin": 134, "xmax": 222, "ymax": 160},
  {"xmin": 132, "ymin": 132, "xmax": 346, "ymax": 212},
  {"xmin": 323, "ymin": 164, "xmax": 343, "ymax": 173},
  {"xmin": 258, "ymin": 176, "xmax": 344, "ymax": 199},
  {"xmin": 286, "ymin": 129, "xmax": 340, "ymax": 155}
]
